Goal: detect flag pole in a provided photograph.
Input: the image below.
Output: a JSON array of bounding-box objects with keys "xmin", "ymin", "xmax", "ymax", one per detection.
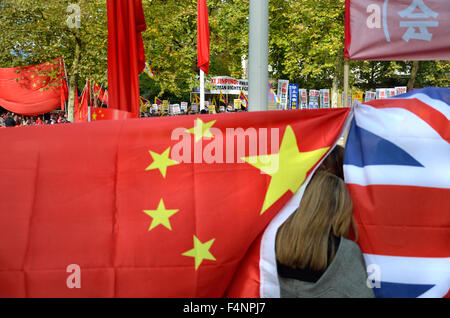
[
  {"xmin": 200, "ymin": 69, "xmax": 205, "ymax": 112},
  {"xmin": 248, "ymin": 0, "xmax": 269, "ymax": 112},
  {"xmin": 344, "ymin": 58, "xmax": 349, "ymax": 107}
]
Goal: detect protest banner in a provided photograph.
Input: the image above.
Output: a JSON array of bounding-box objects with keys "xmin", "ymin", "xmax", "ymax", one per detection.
[
  {"xmin": 277, "ymin": 80, "xmax": 289, "ymax": 110},
  {"xmin": 308, "ymin": 90, "xmax": 320, "ymax": 109},
  {"xmin": 299, "ymin": 89, "xmax": 308, "ymax": 110},
  {"xmin": 288, "ymin": 84, "xmax": 299, "ymax": 110},
  {"xmin": 345, "ymin": 0, "xmax": 450, "ymax": 60},
  {"xmin": 209, "ymin": 76, "xmax": 248, "ymax": 95},
  {"xmin": 320, "ymin": 89, "xmax": 331, "ymax": 108}
]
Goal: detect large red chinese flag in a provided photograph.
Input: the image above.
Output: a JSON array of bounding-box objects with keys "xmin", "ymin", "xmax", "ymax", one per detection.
[
  {"xmin": 107, "ymin": 0, "xmax": 147, "ymax": 116},
  {"xmin": 0, "ymin": 58, "xmax": 68, "ymax": 115},
  {"xmin": 197, "ymin": 0, "xmax": 210, "ymax": 74},
  {"xmin": 0, "ymin": 109, "xmax": 350, "ymax": 297}
]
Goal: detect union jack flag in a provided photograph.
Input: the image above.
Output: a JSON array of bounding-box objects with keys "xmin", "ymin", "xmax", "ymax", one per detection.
[{"xmin": 344, "ymin": 87, "xmax": 450, "ymax": 298}]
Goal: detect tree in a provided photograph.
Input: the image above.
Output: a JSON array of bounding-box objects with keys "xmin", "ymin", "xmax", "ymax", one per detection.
[
  {"xmin": 268, "ymin": 0, "xmax": 346, "ymax": 89},
  {"xmin": 1, "ymin": 0, "xmax": 447, "ymax": 113},
  {"xmin": 140, "ymin": 0, "xmax": 249, "ymax": 100},
  {"xmin": 0, "ymin": 0, "xmax": 108, "ymax": 121}
]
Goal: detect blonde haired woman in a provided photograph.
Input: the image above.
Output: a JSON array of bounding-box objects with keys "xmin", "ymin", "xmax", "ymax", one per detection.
[{"xmin": 276, "ymin": 171, "xmax": 374, "ymax": 298}]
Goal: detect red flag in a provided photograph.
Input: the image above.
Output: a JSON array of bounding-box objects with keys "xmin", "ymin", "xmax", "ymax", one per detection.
[
  {"xmin": 0, "ymin": 109, "xmax": 350, "ymax": 297},
  {"xmin": 0, "ymin": 57, "xmax": 68, "ymax": 116},
  {"xmin": 101, "ymin": 90, "xmax": 109, "ymax": 105},
  {"xmin": 197, "ymin": 0, "xmax": 210, "ymax": 74},
  {"xmin": 73, "ymin": 84, "xmax": 80, "ymax": 121},
  {"xmin": 90, "ymin": 107, "xmax": 139, "ymax": 121},
  {"xmin": 59, "ymin": 59, "xmax": 68, "ymax": 111},
  {"xmin": 93, "ymin": 84, "xmax": 108, "ymax": 105},
  {"xmin": 75, "ymin": 82, "xmax": 90, "ymax": 123},
  {"xmin": 345, "ymin": 0, "xmax": 450, "ymax": 60},
  {"xmin": 107, "ymin": 0, "xmax": 147, "ymax": 116}
]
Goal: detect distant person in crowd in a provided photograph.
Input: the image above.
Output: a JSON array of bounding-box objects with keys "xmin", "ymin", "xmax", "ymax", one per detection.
[
  {"xmin": 317, "ymin": 145, "xmax": 345, "ymax": 179},
  {"xmin": 36, "ymin": 116, "xmax": 43, "ymax": 125},
  {"xmin": 275, "ymin": 171, "xmax": 374, "ymax": 298},
  {"xmin": 5, "ymin": 114, "xmax": 16, "ymax": 127},
  {"xmin": 13, "ymin": 114, "xmax": 20, "ymax": 126},
  {"xmin": 21, "ymin": 117, "xmax": 30, "ymax": 126}
]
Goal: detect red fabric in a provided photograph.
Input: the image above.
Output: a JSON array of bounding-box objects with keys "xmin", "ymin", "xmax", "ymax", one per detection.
[
  {"xmin": 348, "ymin": 184, "xmax": 450, "ymax": 258},
  {"xmin": 107, "ymin": 0, "xmax": 147, "ymax": 116},
  {"xmin": 197, "ymin": 0, "xmax": 210, "ymax": 74},
  {"xmin": 345, "ymin": 0, "xmax": 450, "ymax": 60},
  {"xmin": 344, "ymin": 0, "xmax": 351, "ymax": 59},
  {"xmin": 73, "ymin": 84, "xmax": 80, "ymax": 122},
  {"xmin": 93, "ymin": 84, "xmax": 108, "ymax": 106},
  {"xmin": 0, "ymin": 109, "xmax": 350, "ymax": 297},
  {"xmin": 59, "ymin": 59, "xmax": 68, "ymax": 112},
  {"xmin": 102, "ymin": 90, "xmax": 109, "ymax": 106},
  {"xmin": 0, "ymin": 58, "xmax": 68, "ymax": 115},
  {"xmin": 75, "ymin": 83, "xmax": 90, "ymax": 123},
  {"xmin": 90, "ymin": 107, "xmax": 139, "ymax": 121}
]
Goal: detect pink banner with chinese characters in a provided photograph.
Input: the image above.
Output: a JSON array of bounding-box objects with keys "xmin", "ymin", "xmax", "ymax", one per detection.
[{"xmin": 345, "ymin": 0, "xmax": 450, "ymax": 60}]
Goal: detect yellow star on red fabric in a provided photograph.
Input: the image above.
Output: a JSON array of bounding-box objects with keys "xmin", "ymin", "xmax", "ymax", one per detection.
[
  {"xmin": 145, "ymin": 147, "xmax": 180, "ymax": 178},
  {"xmin": 186, "ymin": 118, "xmax": 216, "ymax": 142},
  {"xmin": 182, "ymin": 236, "xmax": 216, "ymax": 270},
  {"xmin": 242, "ymin": 125, "xmax": 329, "ymax": 215},
  {"xmin": 143, "ymin": 199, "xmax": 179, "ymax": 231}
]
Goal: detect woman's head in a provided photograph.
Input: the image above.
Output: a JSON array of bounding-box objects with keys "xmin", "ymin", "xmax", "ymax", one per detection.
[
  {"xmin": 317, "ymin": 145, "xmax": 345, "ymax": 179},
  {"xmin": 275, "ymin": 171, "xmax": 356, "ymax": 271}
]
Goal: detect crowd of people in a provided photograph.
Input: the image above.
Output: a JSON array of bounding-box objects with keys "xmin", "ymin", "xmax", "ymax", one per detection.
[{"xmin": 0, "ymin": 112, "xmax": 70, "ymax": 128}]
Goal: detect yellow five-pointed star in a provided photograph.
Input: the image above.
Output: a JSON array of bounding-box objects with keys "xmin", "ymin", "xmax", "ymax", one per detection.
[
  {"xmin": 145, "ymin": 147, "xmax": 179, "ymax": 178},
  {"xmin": 143, "ymin": 199, "xmax": 179, "ymax": 231},
  {"xmin": 186, "ymin": 118, "xmax": 216, "ymax": 142},
  {"xmin": 242, "ymin": 125, "xmax": 329, "ymax": 215},
  {"xmin": 182, "ymin": 236, "xmax": 216, "ymax": 270},
  {"xmin": 92, "ymin": 113, "xmax": 97, "ymax": 121}
]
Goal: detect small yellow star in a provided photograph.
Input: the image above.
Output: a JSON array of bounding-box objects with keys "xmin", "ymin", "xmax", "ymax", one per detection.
[
  {"xmin": 143, "ymin": 199, "xmax": 179, "ymax": 231},
  {"xmin": 182, "ymin": 236, "xmax": 216, "ymax": 270},
  {"xmin": 92, "ymin": 113, "xmax": 97, "ymax": 121},
  {"xmin": 145, "ymin": 147, "xmax": 179, "ymax": 178},
  {"xmin": 186, "ymin": 118, "xmax": 216, "ymax": 142},
  {"xmin": 242, "ymin": 125, "xmax": 329, "ymax": 215}
]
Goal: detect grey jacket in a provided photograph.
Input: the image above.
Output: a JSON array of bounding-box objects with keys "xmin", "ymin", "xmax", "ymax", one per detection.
[{"xmin": 278, "ymin": 238, "xmax": 375, "ymax": 298}]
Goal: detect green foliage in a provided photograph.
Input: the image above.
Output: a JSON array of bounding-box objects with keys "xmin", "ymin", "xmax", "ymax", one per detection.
[
  {"xmin": 141, "ymin": 0, "xmax": 249, "ymax": 99},
  {"xmin": 0, "ymin": 0, "xmax": 448, "ymax": 102},
  {"xmin": 0, "ymin": 0, "xmax": 107, "ymax": 87}
]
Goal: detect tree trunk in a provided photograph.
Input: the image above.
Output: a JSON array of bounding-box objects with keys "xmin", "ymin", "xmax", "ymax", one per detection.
[
  {"xmin": 67, "ymin": 32, "xmax": 82, "ymax": 123},
  {"xmin": 332, "ymin": 50, "xmax": 344, "ymax": 108},
  {"xmin": 407, "ymin": 61, "xmax": 419, "ymax": 92}
]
